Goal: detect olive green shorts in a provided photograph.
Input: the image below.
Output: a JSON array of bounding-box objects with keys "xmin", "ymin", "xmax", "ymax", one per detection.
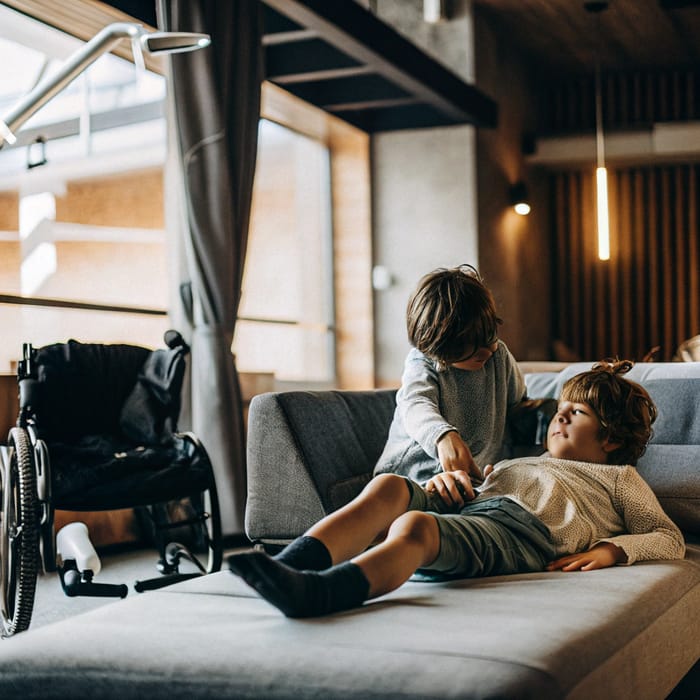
[{"xmin": 403, "ymin": 478, "xmax": 557, "ymax": 580}]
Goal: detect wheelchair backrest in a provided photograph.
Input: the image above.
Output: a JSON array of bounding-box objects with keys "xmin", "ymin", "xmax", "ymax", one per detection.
[{"xmin": 19, "ymin": 337, "xmax": 188, "ymax": 444}]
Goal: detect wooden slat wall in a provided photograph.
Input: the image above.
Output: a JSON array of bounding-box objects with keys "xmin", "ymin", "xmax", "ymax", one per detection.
[
  {"xmin": 542, "ymin": 68, "xmax": 700, "ymax": 133},
  {"xmin": 551, "ymin": 164, "xmax": 700, "ymax": 362}
]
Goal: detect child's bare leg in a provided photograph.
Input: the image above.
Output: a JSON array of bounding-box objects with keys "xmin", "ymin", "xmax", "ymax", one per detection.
[
  {"xmin": 307, "ymin": 473, "xmax": 412, "ymax": 564},
  {"xmin": 228, "ymin": 510, "xmax": 441, "ymax": 617},
  {"xmin": 273, "ymin": 474, "xmax": 411, "ymax": 570},
  {"xmin": 353, "ymin": 510, "xmax": 440, "ymax": 598}
]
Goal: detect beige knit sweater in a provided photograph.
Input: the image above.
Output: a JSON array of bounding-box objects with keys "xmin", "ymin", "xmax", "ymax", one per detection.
[{"xmin": 474, "ymin": 456, "xmax": 686, "ymax": 563}]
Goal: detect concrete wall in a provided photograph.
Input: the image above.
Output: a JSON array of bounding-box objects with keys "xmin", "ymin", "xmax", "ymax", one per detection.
[
  {"xmin": 369, "ymin": 0, "xmax": 552, "ymax": 385},
  {"xmin": 370, "ymin": 0, "xmax": 479, "ymax": 386},
  {"xmin": 372, "ymin": 125, "xmax": 479, "ymax": 385}
]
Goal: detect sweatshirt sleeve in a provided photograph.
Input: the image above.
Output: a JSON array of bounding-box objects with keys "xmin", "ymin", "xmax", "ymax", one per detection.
[
  {"xmin": 599, "ymin": 466, "xmax": 686, "ymax": 564},
  {"xmin": 395, "ymin": 350, "xmax": 455, "ymax": 458},
  {"xmin": 504, "ymin": 346, "xmax": 527, "ymax": 407}
]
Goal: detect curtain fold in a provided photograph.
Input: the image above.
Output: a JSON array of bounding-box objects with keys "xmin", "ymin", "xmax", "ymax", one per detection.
[{"xmin": 158, "ymin": 0, "xmax": 263, "ymax": 533}]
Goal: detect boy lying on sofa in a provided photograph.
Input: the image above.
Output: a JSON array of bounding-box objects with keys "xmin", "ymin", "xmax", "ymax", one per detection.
[{"xmin": 228, "ymin": 360, "xmax": 685, "ymax": 617}]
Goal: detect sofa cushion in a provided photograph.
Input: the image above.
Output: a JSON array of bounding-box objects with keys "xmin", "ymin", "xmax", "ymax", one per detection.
[
  {"xmin": 1, "ymin": 549, "xmax": 699, "ymax": 699},
  {"xmin": 637, "ymin": 378, "xmax": 700, "ymax": 534},
  {"xmin": 273, "ymin": 390, "xmax": 396, "ymax": 512},
  {"xmin": 524, "ymin": 361, "xmax": 700, "ymax": 400}
]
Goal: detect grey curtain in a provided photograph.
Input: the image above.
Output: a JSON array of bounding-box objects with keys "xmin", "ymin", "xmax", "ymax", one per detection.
[{"xmin": 158, "ymin": 0, "xmax": 263, "ymax": 533}]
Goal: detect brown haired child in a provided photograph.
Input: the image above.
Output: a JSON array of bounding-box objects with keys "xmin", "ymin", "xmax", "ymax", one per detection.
[{"xmin": 373, "ymin": 264, "xmax": 526, "ymax": 487}]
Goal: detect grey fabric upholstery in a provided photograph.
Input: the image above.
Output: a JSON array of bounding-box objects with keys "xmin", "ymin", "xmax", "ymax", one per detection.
[
  {"xmin": 637, "ymin": 379, "xmax": 700, "ymax": 533},
  {"xmin": 524, "ymin": 361, "xmax": 700, "ymax": 401},
  {"xmin": 1, "ymin": 551, "xmax": 698, "ymax": 699},
  {"xmin": 245, "ymin": 390, "xmax": 396, "ymax": 545}
]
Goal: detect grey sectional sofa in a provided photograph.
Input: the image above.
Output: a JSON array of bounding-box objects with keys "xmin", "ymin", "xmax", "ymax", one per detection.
[{"xmin": 1, "ymin": 363, "xmax": 699, "ymax": 699}]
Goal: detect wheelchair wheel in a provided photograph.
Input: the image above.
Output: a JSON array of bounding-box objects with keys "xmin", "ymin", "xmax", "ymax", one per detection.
[
  {"xmin": 186, "ymin": 433, "xmax": 222, "ymax": 573},
  {"xmin": 161, "ymin": 433, "xmax": 222, "ymax": 574},
  {"xmin": 200, "ymin": 479, "xmax": 222, "ymax": 573},
  {"xmin": 142, "ymin": 483, "xmax": 222, "ymax": 575},
  {"xmin": 1, "ymin": 428, "xmax": 40, "ymax": 636}
]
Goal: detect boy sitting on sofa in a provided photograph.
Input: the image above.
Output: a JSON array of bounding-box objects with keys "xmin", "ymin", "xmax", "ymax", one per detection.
[{"xmin": 229, "ymin": 360, "xmax": 686, "ymax": 617}]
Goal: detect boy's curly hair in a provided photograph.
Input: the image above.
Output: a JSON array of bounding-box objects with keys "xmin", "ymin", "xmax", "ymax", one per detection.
[
  {"xmin": 560, "ymin": 359, "xmax": 657, "ymax": 465},
  {"xmin": 406, "ymin": 265, "xmax": 502, "ymax": 369}
]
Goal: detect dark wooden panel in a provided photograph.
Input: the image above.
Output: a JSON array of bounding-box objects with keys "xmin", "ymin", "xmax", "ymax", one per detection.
[
  {"xmin": 474, "ymin": 0, "xmax": 700, "ymax": 74},
  {"xmin": 550, "ymin": 163, "xmax": 700, "ymax": 362}
]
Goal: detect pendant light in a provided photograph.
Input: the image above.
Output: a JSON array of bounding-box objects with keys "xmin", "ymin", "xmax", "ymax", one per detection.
[{"xmin": 585, "ymin": 1, "xmax": 610, "ymax": 261}]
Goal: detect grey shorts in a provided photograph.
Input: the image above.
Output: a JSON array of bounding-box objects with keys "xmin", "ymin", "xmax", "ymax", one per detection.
[{"xmin": 403, "ymin": 478, "xmax": 557, "ymax": 580}]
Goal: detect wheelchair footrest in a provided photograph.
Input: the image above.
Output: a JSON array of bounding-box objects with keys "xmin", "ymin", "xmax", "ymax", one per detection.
[
  {"xmin": 133, "ymin": 572, "xmax": 202, "ymax": 593},
  {"xmin": 59, "ymin": 562, "xmax": 128, "ymax": 599}
]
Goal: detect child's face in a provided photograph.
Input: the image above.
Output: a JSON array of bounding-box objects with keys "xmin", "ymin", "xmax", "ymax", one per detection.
[
  {"xmin": 547, "ymin": 400, "xmax": 617, "ymax": 463},
  {"xmin": 450, "ymin": 341, "xmax": 499, "ymax": 371}
]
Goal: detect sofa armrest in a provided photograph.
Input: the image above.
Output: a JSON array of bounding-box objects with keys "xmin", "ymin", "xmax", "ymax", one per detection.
[{"xmin": 245, "ymin": 389, "xmax": 396, "ymax": 547}]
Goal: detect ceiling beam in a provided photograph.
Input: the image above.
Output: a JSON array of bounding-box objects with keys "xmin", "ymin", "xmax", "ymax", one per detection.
[
  {"xmin": 279, "ymin": 74, "xmax": 411, "ymax": 109},
  {"xmin": 265, "ymin": 39, "xmax": 365, "ymax": 83},
  {"xmin": 261, "ymin": 0, "xmax": 497, "ymax": 128}
]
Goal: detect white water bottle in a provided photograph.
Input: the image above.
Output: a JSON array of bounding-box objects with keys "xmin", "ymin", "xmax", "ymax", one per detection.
[{"xmin": 56, "ymin": 522, "xmax": 101, "ymax": 575}]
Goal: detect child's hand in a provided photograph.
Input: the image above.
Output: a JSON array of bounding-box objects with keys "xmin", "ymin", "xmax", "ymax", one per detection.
[
  {"xmin": 436, "ymin": 431, "xmax": 481, "ymax": 480},
  {"xmin": 546, "ymin": 542, "xmax": 628, "ymax": 572},
  {"xmin": 425, "ymin": 470, "xmax": 474, "ymax": 508}
]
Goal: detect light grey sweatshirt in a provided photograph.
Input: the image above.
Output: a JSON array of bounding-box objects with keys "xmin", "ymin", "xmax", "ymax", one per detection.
[
  {"xmin": 373, "ymin": 341, "xmax": 526, "ymax": 484},
  {"xmin": 475, "ymin": 456, "xmax": 686, "ymax": 562}
]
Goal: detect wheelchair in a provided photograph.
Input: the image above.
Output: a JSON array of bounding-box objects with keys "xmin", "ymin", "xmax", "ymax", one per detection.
[{"xmin": 0, "ymin": 330, "xmax": 222, "ymax": 637}]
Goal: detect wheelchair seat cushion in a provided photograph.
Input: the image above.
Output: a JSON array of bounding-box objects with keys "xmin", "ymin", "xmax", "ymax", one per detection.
[{"xmin": 50, "ymin": 434, "xmax": 212, "ymax": 511}]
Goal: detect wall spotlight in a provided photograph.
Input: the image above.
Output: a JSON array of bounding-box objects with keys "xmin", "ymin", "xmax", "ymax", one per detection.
[{"xmin": 509, "ymin": 182, "xmax": 530, "ymax": 216}]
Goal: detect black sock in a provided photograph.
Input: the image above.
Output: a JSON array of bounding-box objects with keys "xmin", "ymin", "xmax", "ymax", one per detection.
[
  {"xmin": 228, "ymin": 550, "xmax": 369, "ymax": 618},
  {"xmin": 273, "ymin": 535, "xmax": 332, "ymax": 571}
]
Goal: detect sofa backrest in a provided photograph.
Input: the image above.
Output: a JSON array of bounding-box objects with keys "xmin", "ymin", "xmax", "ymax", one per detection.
[
  {"xmin": 636, "ymin": 379, "xmax": 700, "ymax": 533},
  {"xmin": 245, "ymin": 363, "xmax": 700, "ymax": 546},
  {"xmin": 245, "ymin": 389, "xmax": 396, "ymax": 545},
  {"xmin": 524, "ymin": 361, "xmax": 700, "ymax": 400}
]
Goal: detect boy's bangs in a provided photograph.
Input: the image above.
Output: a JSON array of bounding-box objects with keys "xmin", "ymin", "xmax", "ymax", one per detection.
[
  {"xmin": 560, "ymin": 375, "xmax": 607, "ymax": 424},
  {"xmin": 457, "ymin": 315, "xmax": 499, "ymax": 355},
  {"xmin": 560, "ymin": 381, "xmax": 592, "ymax": 405}
]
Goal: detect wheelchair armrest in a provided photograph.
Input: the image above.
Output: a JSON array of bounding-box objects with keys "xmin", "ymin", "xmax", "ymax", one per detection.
[{"xmin": 18, "ymin": 377, "xmax": 40, "ymax": 413}]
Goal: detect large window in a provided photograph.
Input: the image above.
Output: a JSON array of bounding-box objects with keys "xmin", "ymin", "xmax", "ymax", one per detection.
[
  {"xmin": 235, "ymin": 120, "xmax": 334, "ymax": 382},
  {"xmin": 0, "ymin": 8, "xmax": 169, "ymax": 372},
  {"xmin": 0, "ymin": 7, "xmax": 336, "ymax": 383}
]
